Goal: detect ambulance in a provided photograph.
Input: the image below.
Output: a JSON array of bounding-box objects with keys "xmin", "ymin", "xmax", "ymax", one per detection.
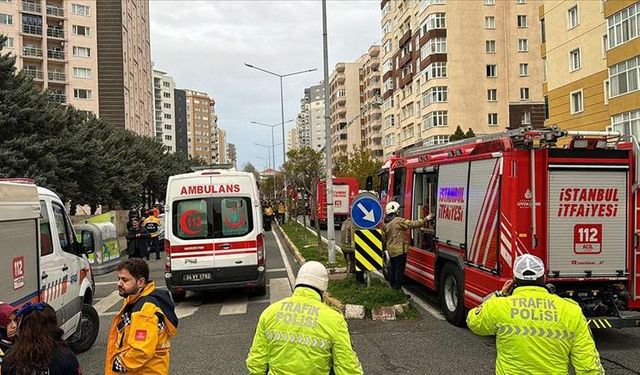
[
  {"xmin": 164, "ymin": 169, "xmax": 266, "ymax": 301},
  {"xmin": 0, "ymin": 180, "xmax": 99, "ymax": 353}
]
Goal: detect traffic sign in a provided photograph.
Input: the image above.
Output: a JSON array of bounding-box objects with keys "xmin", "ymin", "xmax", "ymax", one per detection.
[
  {"xmin": 350, "ymin": 192, "xmax": 383, "ymax": 229},
  {"xmin": 354, "ymin": 229, "xmax": 383, "ymax": 271}
]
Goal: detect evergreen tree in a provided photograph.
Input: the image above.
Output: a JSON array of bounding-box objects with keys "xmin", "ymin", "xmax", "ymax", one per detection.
[
  {"xmin": 465, "ymin": 127, "xmax": 476, "ymax": 139},
  {"xmin": 449, "ymin": 126, "xmax": 467, "ymax": 141}
]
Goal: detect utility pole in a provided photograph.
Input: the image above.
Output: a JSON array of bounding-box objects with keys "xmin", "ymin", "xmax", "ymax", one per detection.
[{"xmin": 322, "ymin": 0, "xmax": 335, "ymax": 263}]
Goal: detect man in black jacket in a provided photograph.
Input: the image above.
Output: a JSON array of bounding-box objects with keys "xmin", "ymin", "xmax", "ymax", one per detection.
[{"xmin": 126, "ymin": 219, "xmax": 150, "ymax": 259}]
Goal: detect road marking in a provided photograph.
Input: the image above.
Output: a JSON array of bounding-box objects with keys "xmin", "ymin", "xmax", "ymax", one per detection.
[
  {"xmin": 175, "ymin": 300, "xmax": 201, "ymax": 319},
  {"xmin": 248, "ymin": 298, "xmax": 270, "ymax": 304},
  {"xmin": 95, "ymin": 291, "xmax": 122, "ymax": 315},
  {"xmin": 269, "ymin": 278, "xmax": 292, "ymax": 305},
  {"xmin": 266, "ymin": 267, "xmax": 286, "ymax": 273},
  {"xmin": 219, "ymin": 295, "xmax": 248, "ymax": 315},
  {"xmin": 101, "ymin": 311, "xmax": 118, "ymax": 317},
  {"xmin": 272, "ymin": 230, "xmax": 296, "ymax": 287},
  {"xmin": 402, "ymin": 287, "xmax": 446, "ymax": 320},
  {"xmin": 95, "ymin": 281, "xmax": 117, "ymax": 286}
]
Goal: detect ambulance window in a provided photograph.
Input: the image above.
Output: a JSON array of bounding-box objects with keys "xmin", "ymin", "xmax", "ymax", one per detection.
[
  {"xmin": 52, "ymin": 203, "xmax": 72, "ymax": 253},
  {"xmin": 213, "ymin": 197, "xmax": 253, "ymax": 238},
  {"xmin": 392, "ymin": 168, "xmax": 405, "ymax": 208},
  {"xmin": 174, "ymin": 199, "xmax": 209, "ymax": 240},
  {"xmin": 39, "ymin": 201, "xmax": 54, "ymax": 256}
]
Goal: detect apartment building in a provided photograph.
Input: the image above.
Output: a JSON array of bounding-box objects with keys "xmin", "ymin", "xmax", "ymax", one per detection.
[
  {"xmin": 97, "ymin": 0, "xmax": 152, "ymax": 137},
  {"xmin": 295, "ymin": 93, "xmax": 311, "ymax": 148},
  {"xmin": 185, "ymin": 89, "xmax": 215, "ymax": 163},
  {"xmin": 153, "ymin": 69, "xmax": 175, "ymax": 152},
  {"xmin": 0, "ymin": 0, "xmax": 98, "ymax": 113},
  {"xmin": 542, "ymin": 0, "xmax": 640, "ymax": 136},
  {"xmin": 174, "ymin": 88, "xmax": 188, "ymax": 155},
  {"xmin": 307, "ymin": 84, "xmax": 326, "ymax": 151},
  {"xmin": 380, "ymin": 0, "xmax": 544, "ymax": 157},
  {"xmin": 227, "ymin": 143, "xmax": 237, "ymax": 169},
  {"xmin": 287, "ymin": 126, "xmax": 300, "ymax": 152},
  {"xmin": 330, "ymin": 62, "xmax": 362, "ymax": 158},
  {"xmin": 217, "ymin": 127, "xmax": 227, "ymax": 164},
  {"xmin": 358, "ymin": 45, "xmax": 384, "ymax": 159}
]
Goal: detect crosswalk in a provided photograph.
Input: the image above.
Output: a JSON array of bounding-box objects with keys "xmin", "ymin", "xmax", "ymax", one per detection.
[{"xmin": 94, "ymin": 278, "xmax": 292, "ymax": 319}]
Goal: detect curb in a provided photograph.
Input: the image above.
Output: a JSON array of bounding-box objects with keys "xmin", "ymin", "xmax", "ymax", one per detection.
[{"xmin": 273, "ymin": 222, "xmax": 306, "ymax": 266}]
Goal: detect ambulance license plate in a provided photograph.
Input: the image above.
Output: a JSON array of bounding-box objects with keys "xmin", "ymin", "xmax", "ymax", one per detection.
[{"xmin": 183, "ymin": 272, "xmax": 212, "ymax": 282}]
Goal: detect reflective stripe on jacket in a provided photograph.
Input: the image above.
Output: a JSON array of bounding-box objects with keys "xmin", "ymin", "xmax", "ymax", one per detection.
[
  {"xmin": 466, "ymin": 286, "xmax": 605, "ymax": 375},
  {"xmin": 105, "ymin": 282, "xmax": 178, "ymax": 375},
  {"xmin": 246, "ymin": 287, "xmax": 363, "ymax": 375},
  {"xmin": 383, "ymin": 216, "xmax": 425, "ymax": 258}
]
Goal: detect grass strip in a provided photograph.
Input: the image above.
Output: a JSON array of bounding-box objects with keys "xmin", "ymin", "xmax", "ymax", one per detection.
[
  {"xmin": 281, "ymin": 220, "xmax": 346, "ymax": 268},
  {"xmin": 327, "ymin": 276, "xmax": 409, "ymax": 312}
]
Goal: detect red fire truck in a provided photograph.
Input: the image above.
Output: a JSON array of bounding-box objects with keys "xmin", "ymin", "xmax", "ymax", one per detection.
[
  {"xmin": 310, "ymin": 177, "xmax": 359, "ymax": 228},
  {"xmin": 378, "ymin": 127, "xmax": 640, "ymax": 328}
]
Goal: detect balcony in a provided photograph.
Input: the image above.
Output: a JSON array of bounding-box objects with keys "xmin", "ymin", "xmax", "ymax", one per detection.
[
  {"xmin": 21, "ymin": 24, "xmax": 43, "ymax": 36},
  {"xmin": 48, "ymin": 93, "xmax": 66, "ymax": 103},
  {"xmin": 47, "ymin": 71, "xmax": 66, "ymax": 82},
  {"xmin": 47, "ymin": 49, "xmax": 65, "ymax": 60},
  {"xmin": 22, "ymin": 46, "xmax": 43, "ymax": 58},
  {"xmin": 46, "ymin": 4, "xmax": 65, "ymax": 18},
  {"xmin": 47, "ymin": 27, "xmax": 65, "ymax": 39},
  {"xmin": 24, "ymin": 68, "xmax": 44, "ymax": 80},
  {"xmin": 21, "ymin": 2, "xmax": 42, "ymax": 14}
]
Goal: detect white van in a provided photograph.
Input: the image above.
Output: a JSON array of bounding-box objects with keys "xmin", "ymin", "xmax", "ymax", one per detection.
[
  {"xmin": 0, "ymin": 181, "xmax": 99, "ymax": 353},
  {"xmin": 164, "ymin": 170, "xmax": 266, "ymax": 301}
]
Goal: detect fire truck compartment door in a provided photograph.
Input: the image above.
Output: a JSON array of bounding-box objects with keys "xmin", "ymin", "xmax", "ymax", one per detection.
[{"xmin": 547, "ymin": 167, "xmax": 627, "ymax": 277}]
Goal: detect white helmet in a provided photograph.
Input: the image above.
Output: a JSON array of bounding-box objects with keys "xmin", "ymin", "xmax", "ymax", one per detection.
[
  {"xmin": 513, "ymin": 254, "xmax": 545, "ymax": 281},
  {"xmin": 385, "ymin": 201, "xmax": 400, "ymax": 215},
  {"xmin": 295, "ymin": 261, "xmax": 329, "ymax": 292}
]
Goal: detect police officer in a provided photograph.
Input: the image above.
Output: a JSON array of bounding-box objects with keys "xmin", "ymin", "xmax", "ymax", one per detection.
[
  {"xmin": 467, "ymin": 254, "xmax": 605, "ymax": 374},
  {"xmin": 246, "ymin": 261, "xmax": 363, "ymax": 375},
  {"xmin": 383, "ymin": 201, "xmax": 431, "ymax": 290}
]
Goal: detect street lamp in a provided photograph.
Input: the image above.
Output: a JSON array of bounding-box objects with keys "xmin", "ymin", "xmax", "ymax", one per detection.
[
  {"xmin": 251, "ymin": 119, "xmax": 294, "ymax": 171},
  {"xmin": 254, "ymin": 143, "xmax": 272, "ymax": 170},
  {"xmin": 244, "ymin": 63, "xmax": 317, "ymax": 201}
]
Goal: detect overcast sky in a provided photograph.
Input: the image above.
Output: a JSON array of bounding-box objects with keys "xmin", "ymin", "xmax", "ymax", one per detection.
[{"xmin": 149, "ymin": 0, "xmax": 381, "ymax": 170}]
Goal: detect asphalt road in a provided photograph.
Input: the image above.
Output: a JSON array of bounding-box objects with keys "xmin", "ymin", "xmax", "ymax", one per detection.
[{"xmin": 78, "ymin": 227, "xmax": 640, "ymax": 374}]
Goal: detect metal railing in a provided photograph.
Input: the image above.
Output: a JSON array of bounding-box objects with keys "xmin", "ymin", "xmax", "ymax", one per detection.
[
  {"xmin": 47, "ymin": 49, "xmax": 65, "ymax": 60},
  {"xmin": 46, "ymin": 4, "xmax": 64, "ymax": 17},
  {"xmin": 21, "ymin": 24, "xmax": 43, "ymax": 35},
  {"xmin": 46, "ymin": 28, "xmax": 65, "ymax": 39},
  {"xmin": 48, "ymin": 93, "xmax": 66, "ymax": 103},
  {"xmin": 47, "ymin": 71, "xmax": 66, "ymax": 81},
  {"xmin": 22, "ymin": 46, "xmax": 43, "ymax": 57},
  {"xmin": 21, "ymin": 2, "xmax": 42, "ymax": 13},
  {"xmin": 24, "ymin": 68, "xmax": 44, "ymax": 80}
]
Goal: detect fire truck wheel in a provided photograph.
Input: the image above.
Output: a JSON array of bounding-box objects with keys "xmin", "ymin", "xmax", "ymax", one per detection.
[{"xmin": 439, "ymin": 263, "xmax": 466, "ymax": 327}]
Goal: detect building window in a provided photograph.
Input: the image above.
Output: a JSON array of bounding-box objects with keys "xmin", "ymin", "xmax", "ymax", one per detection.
[
  {"xmin": 543, "ymin": 57, "xmax": 548, "ymax": 80},
  {"xmin": 607, "ymin": 3, "xmax": 640, "ymax": 49},
  {"xmin": 382, "ymin": 1, "xmax": 392, "ymax": 17},
  {"xmin": 422, "ymin": 110, "xmax": 448, "ymax": 130},
  {"xmin": 425, "ymin": 135, "xmax": 449, "ymax": 146},
  {"xmin": 567, "ymin": 5, "xmax": 579, "ymax": 29},
  {"xmin": 569, "ymin": 48, "xmax": 581, "ymax": 71},
  {"xmin": 72, "ymin": 67, "xmax": 91, "ymax": 79},
  {"xmin": 163, "ymin": 81, "xmax": 171, "ymax": 88},
  {"xmin": 163, "ymin": 92, "xmax": 171, "ymax": 98},
  {"xmin": 521, "ymin": 112, "xmax": 531, "ymax": 125},
  {"xmin": 164, "ymin": 113, "xmax": 172, "ymax": 119},
  {"xmin": 2, "ymin": 37, "xmax": 14, "ymax": 48},
  {"xmin": 421, "ymin": 12, "xmax": 446, "ymax": 36},
  {"xmin": 73, "ymin": 89, "xmax": 91, "ymax": 100},
  {"xmin": 519, "ymin": 63, "xmax": 529, "ymax": 77},
  {"xmin": 544, "ymin": 96, "xmax": 549, "ymax": 120},
  {"xmin": 484, "ymin": 0, "xmax": 495, "ymax": 5},
  {"xmin": 164, "ymin": 124, "xmax": 172, "ymax": 130},
  {"xmin": 165, "ymin": 135, "xmax": 172, "ymax": 141},
  {"xmin": 424, "ymin": 62, "xmax": 447, "ymax": 80},
  {"xmin": 485, "ymin": 16, "xmax": 496, "ymax": 29},
  {"xmin": 163, "ymin": 103, "xmax": 171, "ymax": 109},
  {"xmin": 422, "ymin": 86, "xmax": 448, "ymax": 107},
  {"xmin": 421, "ymin": 37, "xmax": 447, "ymax": 59},
  {"xmin": 610, "ymin": 110, "xmax": 640, "ymax": 138},
  {"xmin": 517, "ymin": 0, "xmax": 526, "ymax": 3},
  {"xmin": 570, "ymin": 89, "xmax": 583, "ymax": 114},
  {"xmin": 517, "ymin": 15, "xmax": 527, "ymax": 28},
  {"xmin": 0, "ymin": 13, "xmax": 13, "ymax": 25},
  {"xmin": 520, "ymin": 87, "xmax": 530, "ymax": 100},
  {"xmin": 486, "ymin": 40, "xmax": 496, "ymax": 53},
  {"xmin": 72, "ymin": 25, "xmax": 91, "ymax": 36},
  {"xmin": 609, "ymin": 56, "xmax": 640, "ymax": 97},
  {"xmin": 518, "ymin": 38, "xmax": 529, "ymax": 52},
  {"xmin": 71, "ymin": 3, "xmax": 90, "ymax": 16},
  {"xmin": 487, "ymin": 89, "xmax": 497, "ymax": 101},
  {"xmin": 382, "ymin": 20, "xmax": 393, "ymax": 35},
  {"xmin": 383, "ymin": 40, "xmax": 393, "ymax": 54},
  {"xmin": 486, "ymin": 64, "xmax": 497, "ymax": 77},
  {"xmin": 541, "ymin": 18, "xmax": 546, "ymax": 43},
  {"xmin": 72, "ymin": 46, "xmax": 91, "ymax": 58},
  {"xmin": 488, "ymin": 113, "xmax": 498, "ymax": 126}
]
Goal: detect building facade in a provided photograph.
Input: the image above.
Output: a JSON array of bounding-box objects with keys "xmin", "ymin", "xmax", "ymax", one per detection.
[
  {"xmin": 307, "ymin": 84, "xmax": 326, "ymax": 151},
  {"xmin": 357, "ymin": 46, "xmax": 383, "ymax": 159},
  {"xmin": 287, "ymin": 126, "xmax": 300, "ymax": 152},
  {"xmin": 0, "ymin": 0, "xmax": 99, "ymax": 113},
  {"xmin": 330, "ymin": 62, "xmax": 362, "ymax": 159},
  {"xmin": 542, "ymin": 0, "xmax": 640, "ymax": 137},
  {"xmin": 295, "ymin": 90, "xmax": 311, "ymax": 149},
  {"xmin": 217, "ymin": 127, "xmax": 227, "ymax": 164},
  {"xmin": 174, "ymin": 88, "xmax": 188, "ymax": 155},
  {"xmin": 380, "ymin": 0, "xmax": 544, "ymax": 157},
  {"xmin": 227, "ymin": 143, "xmax": 237, "ymax": 169},
  {"xmin": 185, "ymin": 89, "xmax": 215, "ymax": 163},
  {"xmin": 153, "ymin": 69, "xmax": 175, "ymax": 151},
  {"xmin": 97, "ymin": 0, "xmax": 152, "ymax": 137}
]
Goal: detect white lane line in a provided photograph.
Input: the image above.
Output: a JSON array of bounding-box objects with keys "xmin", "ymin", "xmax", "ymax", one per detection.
[
  {"xmin": 219, "ymin": 295, "xmax": 248, "ymax": 316},
  {"xmin": 95, "ymin": 291, "xmax": 122, "ymax": 315},
  {"xmin": 95, "ymin": 281, "xmax": 118, "ymax": 286},
  {"xmin": 269, "ymin": 278, "xmax": 292, "ymax": 305},
  {"xmin": 101, "ymin": 311, "xmax": 118, "ymax": 317},
  {"xmin": 272, "ymin": 230, "xmax": 296, "ymax": 287},
  {"xmin": 248, "ymin": 298, "xmax": 270, "ymax": 304},
  {"xmin": 175, "ymin": 300, "xmax": 201, "ymax": 319},
  {"xmin": 266, "ymin": 268, "xmax": 286, "ymax": 273}
]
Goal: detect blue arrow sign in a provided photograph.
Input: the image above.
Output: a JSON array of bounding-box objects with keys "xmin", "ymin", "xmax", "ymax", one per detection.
[{"xmin": 350, "ymin": 192, "xmax": 383, "ymax": 229}]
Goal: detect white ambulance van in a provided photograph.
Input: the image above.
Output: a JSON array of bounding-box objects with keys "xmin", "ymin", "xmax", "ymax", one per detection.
[
  {"xmin": 164, "ymin": 170, "xmax": 266, "ymax": 301},
  {"xmin": 0, "ymin": 180, "xmax": 99, "ymax": 353}
]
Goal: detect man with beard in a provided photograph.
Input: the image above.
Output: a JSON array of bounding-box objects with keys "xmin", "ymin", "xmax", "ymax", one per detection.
[{"xmin": 105, "ymin": 259, "xmax": 178, "ymax": 374}]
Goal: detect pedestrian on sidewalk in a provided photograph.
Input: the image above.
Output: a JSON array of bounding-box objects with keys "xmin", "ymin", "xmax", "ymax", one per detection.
[
  {"xmin": 246, "ymin": 261, "xmax": 363, "ymax": 375},
  {"xmin": 466, "ymin": 254, "xmax": 604, "ymax": 375},
  {"xmin": 340, "ymin": 215, "xmax": 365, "ymax": 284},
  {"xmin": 126, "ymin": 218, "xmax": 150, "ymax": 259},
  {"xmin": 382, "ymin": 201, "xmax": 431, "ymax": 290},
  {"xmin": 142, "ymin": 209, "xmax": 162, "ymax": 260},
  {"xmin": 1, "ymin": 303, "xmax": 83, "ymax": 375},
  {"xmin": 105, "ymin": 259, "xmax": 178, "ymax": 375}
]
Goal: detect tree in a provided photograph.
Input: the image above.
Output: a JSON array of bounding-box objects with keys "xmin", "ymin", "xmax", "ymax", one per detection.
[
  {"xmin": 449, "ymin": 126, "xmax": 467, "ymax": 142},
  {"xmin": 465, "ymin": 127, "xmax": 476, "ymax": 139},
  {"xmin": 242, "ymin": 162, "xmax": 260, "ymax": 181},
  {"xmin": 334, "ymin": 147, "xmax": 383, "ymax": 192}
]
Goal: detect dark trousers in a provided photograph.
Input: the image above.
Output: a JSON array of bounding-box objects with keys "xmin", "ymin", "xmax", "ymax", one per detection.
[
  {"xmin": 389, "ymin": 253, "xmax": 407, "ymax": 290},
  {"xmin": 148, "ymin": 238, "xmax": 161, "ymax": 260}
]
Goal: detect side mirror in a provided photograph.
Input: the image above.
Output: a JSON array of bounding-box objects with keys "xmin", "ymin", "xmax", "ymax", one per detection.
[{"xmin": 81, "ymin": 230, "xmax": 95, "ymax": 254}]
